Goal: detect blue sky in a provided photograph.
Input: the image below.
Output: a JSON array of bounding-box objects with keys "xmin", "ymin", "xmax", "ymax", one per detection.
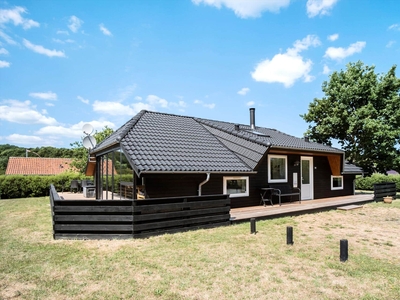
[{"xmin": 0, "ymin": 0, "xmax": 399, "ymax": 149}]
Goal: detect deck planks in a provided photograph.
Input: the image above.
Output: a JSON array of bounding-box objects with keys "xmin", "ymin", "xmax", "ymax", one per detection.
[{"xmin": 230, "ymin": 194, "xmax": 373, "ymax": 222}]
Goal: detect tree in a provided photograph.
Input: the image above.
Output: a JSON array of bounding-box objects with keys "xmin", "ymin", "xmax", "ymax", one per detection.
[
  {"xmin": 301, "ymin": 61, "xmax": 400, "ymax": 174},
  {"xmin": 70, "ymin": 126, "xmax": 114, "ymax": 173}
]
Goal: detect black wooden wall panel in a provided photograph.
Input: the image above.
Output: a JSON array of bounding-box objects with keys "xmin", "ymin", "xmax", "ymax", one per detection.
[
  {"xmin": 142, "ymin": 154, "xmax": 356, "ymax": 208},
  {"xmin": 313, "ymin": 156, "xmax": 355, "ymax": 198}
]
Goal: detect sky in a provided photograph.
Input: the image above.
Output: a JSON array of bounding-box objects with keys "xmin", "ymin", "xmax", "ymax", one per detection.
[{"xmin": 0, "ymin": 0, "xmax": 399, "ymax": 149}]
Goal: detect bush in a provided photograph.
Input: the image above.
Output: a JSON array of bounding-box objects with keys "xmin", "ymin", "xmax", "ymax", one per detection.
[
  {"xmin": 356, "ymin": 173, "xmax": 400, "ymax": 191},
  {"xmin": 0, "ymin": 173, "xmax": 136, "ymax": 199},
  {"xmin": 0, "ymin": 173, "xmax": 89, "ymax": 199}
]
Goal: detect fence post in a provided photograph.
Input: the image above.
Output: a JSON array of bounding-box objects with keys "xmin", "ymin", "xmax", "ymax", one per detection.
[
  {"xmin": 250, "ymin": 218, "xmax": 256, "ymax": 234},
  {"xmin": 287, "ymin": 226, "xmax": 294, "ymax": 245},
  {"xmin": 340, "ymin": 239, "xmax": 348, "ymax": 262}
]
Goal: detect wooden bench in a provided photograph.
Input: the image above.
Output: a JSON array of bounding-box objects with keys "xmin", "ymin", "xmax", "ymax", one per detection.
[
  {"xmin": 373, "ymin": 182, "xmax": 397, "ymax": 201},
  {"xmin": 268, "ymin": 184, "xmax": 301, "ymax": 206}
]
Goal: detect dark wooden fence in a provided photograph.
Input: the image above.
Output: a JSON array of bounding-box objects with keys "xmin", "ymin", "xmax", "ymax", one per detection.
[
  {"xmin": 49, "ymin": 185, "xmax": 231, "ymax": 239},
  {"xmin": 373, "ymin": 182, "xmax": 397, "ymax": 201}
]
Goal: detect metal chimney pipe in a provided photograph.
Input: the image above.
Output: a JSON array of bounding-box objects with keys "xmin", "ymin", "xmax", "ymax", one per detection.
[{"xmin": 249, "ymin": 108, "xmax": 255, "ymax": 130}]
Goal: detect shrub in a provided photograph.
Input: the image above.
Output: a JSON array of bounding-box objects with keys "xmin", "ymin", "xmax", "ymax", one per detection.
[
  {"xmin": 0, "ymin": 173, "xmax": 89, "ymax": 199},
  {"xmin": 0, "ymin": 173, "xmax": 136, "ymax": 199},
  {"xmin": 356, "ymin": 173, "xmax": 400, "ymax": 191}
]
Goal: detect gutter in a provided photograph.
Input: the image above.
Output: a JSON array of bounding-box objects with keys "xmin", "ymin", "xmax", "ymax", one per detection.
[
  {"xmin": 198, "ymin": 173, "xmax": 210, "ymax": 196},
  {"xmin": 137, "ymin": 170, "xmax": 257, "ymax": 176}
]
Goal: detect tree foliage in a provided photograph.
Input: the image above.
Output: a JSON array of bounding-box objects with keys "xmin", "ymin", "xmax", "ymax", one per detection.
[
  {"xmin": 301, "ymin": 61, "xmax": 400, "ymax": 174},
  {"xmin": 70, "ymin": 126, "xmax": 114, "ymax": 174}
]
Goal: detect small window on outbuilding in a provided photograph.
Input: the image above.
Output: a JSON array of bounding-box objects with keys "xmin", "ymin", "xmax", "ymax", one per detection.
[{"xmin": 331, "ymin": 175, "xmax": 343, "ymax": 190}]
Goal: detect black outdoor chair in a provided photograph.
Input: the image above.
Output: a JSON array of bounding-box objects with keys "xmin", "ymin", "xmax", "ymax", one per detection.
[{"xmin": 70, "ymin": 180, "xmax": 80, "ymax": 193}]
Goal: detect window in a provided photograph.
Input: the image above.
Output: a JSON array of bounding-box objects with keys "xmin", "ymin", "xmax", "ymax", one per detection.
[
  {"xmin": 268, "ymin": 155, "xmax": 287, "ymax": 183},
  {"xmin": 223, "ymin": 176, "xmax": 249, "ymax": 198},
  {"xmin": 331, "ymin": 176, "xmax": 343, "ymax": 190}
]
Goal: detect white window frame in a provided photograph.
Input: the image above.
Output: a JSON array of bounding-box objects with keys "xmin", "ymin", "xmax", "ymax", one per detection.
[
  {"xmin": 268, "ymin": 154, "xmax": 288, "ymax": 183},
  {"xmin": 223, "ymin": 176, "xmax": 249, "ymax": 198},
  {"xmin": 331, "ymin": 175, "xmax": 344, "ymax": 190}
]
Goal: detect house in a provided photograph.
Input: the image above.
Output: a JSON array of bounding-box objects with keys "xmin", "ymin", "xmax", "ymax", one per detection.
[
  {"xmin": 88, "ymin": 109, "xmax": 363, "ymax": 208},
  {"xmin": 5, "ymin": 157, "xmax": 74, "ymax": 175}
]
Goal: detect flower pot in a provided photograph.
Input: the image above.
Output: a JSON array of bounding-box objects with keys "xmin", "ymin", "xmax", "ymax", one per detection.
[{"xmin": 383, "ymin": 196, "xmax": 393, "ymax": 204}]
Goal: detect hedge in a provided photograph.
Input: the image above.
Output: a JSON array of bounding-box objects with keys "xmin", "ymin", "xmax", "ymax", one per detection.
[
  {"xmin": 355, "ymin": 173, "xmax": 400, "ymax": 191},
  {"xmin": 0, "ymin": 173, "xmax": 135, "ymax": 199}
]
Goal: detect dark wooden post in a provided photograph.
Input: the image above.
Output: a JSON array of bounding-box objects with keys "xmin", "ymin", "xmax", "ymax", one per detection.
[
  {"xmin": 287, "ymin": 226, "xmax": 294, "ymax": 245},
  {"xmin": 250, "ymin": 218, "xmax": 256, "ymax": 234},
  {"xmin": 340, "ymin": 239, "xmax": 348, "ymax": 262}
]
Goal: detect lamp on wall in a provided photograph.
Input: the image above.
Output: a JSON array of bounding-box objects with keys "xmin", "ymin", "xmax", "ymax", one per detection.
[{"xmin": 293, "ymin": 160, "xmax": 300, "ymax": 167}]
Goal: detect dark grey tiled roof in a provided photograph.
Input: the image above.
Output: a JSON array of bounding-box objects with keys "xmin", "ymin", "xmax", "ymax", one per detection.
[
  {"xmin": 195, "ymin": 118, "xmax": 343, "ymax": 154},
  {"xmin": 92, "ymin": 110, "xmax": 345, "ymax": 174},
  {"xmin": 119, "ymin": 111, "xmax": 255, "ymax": 173},
  {"xmin": 343, "ymin": 162, "xmax": 363, "ymax": 174}
]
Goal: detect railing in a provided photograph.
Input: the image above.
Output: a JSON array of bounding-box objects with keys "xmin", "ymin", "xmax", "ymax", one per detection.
[{"xmin": 49, "ymin": 185, "xmax": 230, "ymax": 240}]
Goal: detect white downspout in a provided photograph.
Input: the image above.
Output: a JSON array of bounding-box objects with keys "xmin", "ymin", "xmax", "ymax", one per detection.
[{"xmin": 198, "ymin": 173, "xmax": 210, "ymax": 196}]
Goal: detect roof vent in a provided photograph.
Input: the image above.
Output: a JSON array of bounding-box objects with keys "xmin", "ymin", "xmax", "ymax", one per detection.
[
  {"xmin": 304, "ymin": 136, "xmax": 310, "ymax": 142},
  {"xmin": 249, "ymin": 108, "xmax": 255, "ymax": 130},
  {"xmin": 235, "ymin": 124, "xmax": 240, "ymax": 131}
]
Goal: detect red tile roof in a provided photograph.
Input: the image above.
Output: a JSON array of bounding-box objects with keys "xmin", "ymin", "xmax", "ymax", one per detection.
[{"xmin": 5, "ymin": 157, "xmax": 76, "ymax": 175}]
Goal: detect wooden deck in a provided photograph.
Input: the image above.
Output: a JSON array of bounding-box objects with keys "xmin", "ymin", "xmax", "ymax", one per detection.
[{"xmin": 230, "ymin": 194, "xmax": 374, "ymax": 222}]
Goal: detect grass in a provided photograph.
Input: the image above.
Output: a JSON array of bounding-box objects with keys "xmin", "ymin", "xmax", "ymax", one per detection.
[{"xmin": 1, "ymin": 197, "xmax": 400, "ymax": 299}]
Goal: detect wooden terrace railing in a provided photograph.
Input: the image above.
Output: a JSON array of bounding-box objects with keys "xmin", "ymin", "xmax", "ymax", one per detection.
[{"xmin": 49, "ymin": 185, "xmax": 230, "ymax": 240}]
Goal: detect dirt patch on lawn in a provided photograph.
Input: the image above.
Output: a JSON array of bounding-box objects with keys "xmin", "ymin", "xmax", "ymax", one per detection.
[{"xmin": 295, "ymin": 205, "xmax": 400, "ymax": 263}]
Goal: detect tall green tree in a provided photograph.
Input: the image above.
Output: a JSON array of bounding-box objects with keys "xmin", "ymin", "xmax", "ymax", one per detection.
[
  {"xmin": 70, "ymin": 126, "xmax": 114, "ymax": 173},
  {"xmin": 301, "ymin": 61, "xmax": 400, "ymax": 174}
]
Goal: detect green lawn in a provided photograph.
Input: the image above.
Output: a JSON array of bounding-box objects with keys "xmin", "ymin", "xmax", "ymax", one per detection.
[{"xmin": 1, "ymin": 197, "xmax": 400, "ymax": 299}]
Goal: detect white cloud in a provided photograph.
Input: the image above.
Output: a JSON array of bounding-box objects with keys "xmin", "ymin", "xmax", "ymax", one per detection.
[
  {"xmin": 388, "ymin": 24, "xmax": 400, "ymax": 31},
  {"xmin": 68, "ymin": 15, "xmax": 83, "ymax": 33},
  {"xmin": 237, "ymin": 87, "xmax": 250, "ymax": 95},
  {"xmin": 246, "ymin": 101, "xmax": 255, "ymax": 106},
  {"xmin": 0, "ymin": 60, "xmax": 10, "ymax": 68},
  {"xmin": 328, "ymin": 33, "xmax": 339, "ymax": 41},
  {"xmin": 0, "ymin": 29, "xmax": 17, "ymax": 45},
  {"xmin": 77, "ymin": 95, "xmax": 89, "ymax": 104},
  {"xmin": 192, "ymin": 0, "xmax": 290, "ymax": 18},
  {"xmin": 36, "ymin": 120, "xmax": 115, "ymax": 138},
  {"xmin": 386, "ymin": 40, "xmax": 396, "ymax": 48},
  {"xmin": 29, "ymin": 91, "xmax": 57, "ymax": 100},
  {"xmin": 169, "ymin": 100, "xmax": 187, "ymax": 110},
  {"xmin": 251, "ymin": 35, "xmax": 321, "ymax": 87},
  {"xmin": 0, "ymin": 6, "xmax": 39, "ymax": 29},
  {"xmin": 322, "ymin": 64, "xmax": 331, "ymax": 74},
  {"xmin": 93, "ymin": 100, "xmax": 151, "ymax": 116},
  {"xmin": 324, "ymin": 41, "xmax": 366, "ymax": 61},
  {"xmin": 194, "ymin": 99, "xmax": 215, "ymax": 109},
  {"xmin": 0, "ymin": 100, "xmax": 58, "ymax": 125},
  {"xmin": 23, "ymin": 39, "xmax": 66, "ymax": 57},
  {"xmin": 57, "ymin": 30, "xmax": 69, "ymax": 35},
  {"xmin": 93, "ymin": 92, "xmax": 186, "ymax": 116},
  {"xmin": 117, "ymin": 84, "xmax": 137, "ymax": 102},
  {"xmin": 99, "ymin": 23, "xmax": 112, "ymax": 36},
  {"xmin": 307, "ymin": 0, "xmax": 338, "ymax": 18},
  {"xmin": 146, "ymin": 95, "xmax": 168, "ymax": 108},
  {"xmin": 53, "ymin": 38, "xmax": 75, "ymax": 44},
  {"xmin": 6, "ymin": 134, "xmax": 44, "ymax": 146},
  {"xmin": 0, "ymin": 48, "xmax": 9, "ymax": 55}
]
